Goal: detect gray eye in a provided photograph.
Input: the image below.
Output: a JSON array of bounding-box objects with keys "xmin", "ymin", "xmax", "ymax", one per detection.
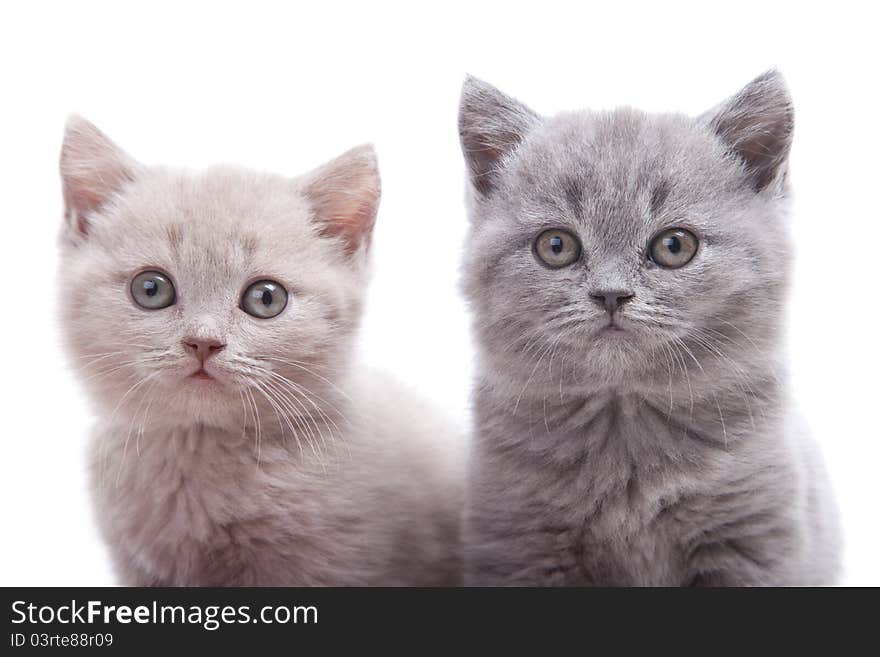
[
  {"xmin": 241, "ymin": 280, "xmax": 288, "ymax": 319},
  {"xmin": 648, "ymin": 228, "xmax": 699, "ymax": 269},
  {"xmin": 534, "ymin": 229, "xmax": 581, "ymax": 268},
  {"xmin": 130, "ymin": 270, "xmax": 176, "ymax": 310}
]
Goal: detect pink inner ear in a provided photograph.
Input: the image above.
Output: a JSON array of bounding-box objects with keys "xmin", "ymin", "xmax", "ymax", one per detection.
[
  {"xmin": 60, "ymin": 117, "xmax": 137, "ymax": 238},
  {"xmin": 62, "ymin": 164, "xmax": 134, "ymax": 237},
  {"xmin": 315, "ymin": 190, "xmax": 379, "ymax": 255},
  {"xmin": 304, "ymin": 145, "xmax": 381, "ymax": 256},
  {"xmin": 63, "ymin": 185, "xmax": 103, "ymax": 235}
]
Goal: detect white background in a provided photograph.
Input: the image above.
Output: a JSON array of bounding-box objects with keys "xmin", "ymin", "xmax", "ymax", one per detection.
[{"xmin": 0, "ymin": 1, "xmax": 877, "ymax": 586}]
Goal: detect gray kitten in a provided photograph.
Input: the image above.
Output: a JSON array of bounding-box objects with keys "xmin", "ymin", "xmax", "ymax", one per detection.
[{"xmin": 458, "ymin": 72, "xmax": 841, "ymax": 586}]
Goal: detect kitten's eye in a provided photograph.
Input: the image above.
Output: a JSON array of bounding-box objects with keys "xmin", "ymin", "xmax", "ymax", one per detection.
[
  {"xmin": 534, "ymin": 229, "xmax": 582, "ymax": 268},
  {"xmin": 130, "ymin": 270, "xmax": 176, "ymax": 310},
  {"xmin": 648, "ymin": 228, "xmax": 699, "ymax": 269},
  {"xmin": 241, "ymin": 280, "xmax": 288, "ymax": 319}
]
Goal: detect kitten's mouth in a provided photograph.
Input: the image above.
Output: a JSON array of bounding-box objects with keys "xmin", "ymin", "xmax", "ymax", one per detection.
[
  {"xmin": 597, "ymin": 320, "xmax": 627, "ymax": 335},
  {"xmin": 189, "ymin": 368, "xmax": 214, "ymax": 381}
]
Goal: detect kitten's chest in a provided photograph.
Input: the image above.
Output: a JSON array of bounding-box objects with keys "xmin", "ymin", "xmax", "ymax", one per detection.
[
  {"xmin": 90, "ymin": 423, "xmax": 359, "ymax": 585},
  {"xmin": 91, "ymin": 424, "xmax": 291, "ymax": 544},
  {"xmin": 571, "ymin": 495, "xmax": 687, "ymax": 586},
  {"xmin": 533, "ymin": 394, "xmax": 722, "ymax": 585}
]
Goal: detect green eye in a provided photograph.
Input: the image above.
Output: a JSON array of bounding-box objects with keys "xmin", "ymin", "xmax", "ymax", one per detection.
[
  {"xmin": 534, "ymin": 229, "xmax": 582, "ymax": 268},
  {"xmin": 130, "ymin": 270, "xmax": 176, "ymax": 310},
  {"xmin": 648, "ymin": 228, "xmax": 699, "ymax": 269},
  {"xmin": 241, "ymin": 280, "xmax": 288, "ymax": 319}
]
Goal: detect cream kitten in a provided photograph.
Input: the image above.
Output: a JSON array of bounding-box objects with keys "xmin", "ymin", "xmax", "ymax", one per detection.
[{"xmin": 58, "ymin": 117, "xmax": 463, "ymax": 586}]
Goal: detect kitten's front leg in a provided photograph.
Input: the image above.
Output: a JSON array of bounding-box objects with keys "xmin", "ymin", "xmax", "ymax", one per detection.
[
  {"xmin": 112, "ymin": 552, "xmax": 172, "ymax": 587},
  {"xmin": 685, "ymin": 525, "xmax": 797, "ymax": 587},
  {"xmin": 464, "ymin": 537, "xmax": 576, "ymax": 586},
  {"xmin": 464, "ymin": 499, "xmax": 589, "ymax": 586}
]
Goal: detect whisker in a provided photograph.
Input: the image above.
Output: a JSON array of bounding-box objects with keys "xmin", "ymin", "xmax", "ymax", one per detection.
[
  {"xmin": 264, "ymin": 371, "xmax": 346, "ymax": 439},
  {"xmin": 252, "ymin": 377, "xmax": 311, "ymax": 455},
  {"xmin": 135, "ymin": 377, "xmax": 161, "ymax": 457},
  {"xmin": 254, "ymin": 356, "xmax": 352, "ymax": 403},
  {"xmin": 245, "ymin": 386, "xmax": 262, "ymax": 465},
  {"xmin": 113, "ymin": 372, "xmax": 159, "ymax": 488},
  {"xmin": 260, "ymin": 377, "xmax": 326, "ymax": 455}
]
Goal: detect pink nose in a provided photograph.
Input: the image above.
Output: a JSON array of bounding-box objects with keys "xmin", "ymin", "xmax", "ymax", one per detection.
[{"xmin": 182, "ymin": 337, "xmax": 226, "ymax": 361}]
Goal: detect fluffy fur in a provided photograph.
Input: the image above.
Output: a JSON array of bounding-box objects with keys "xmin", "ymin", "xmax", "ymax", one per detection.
[
  {"xmin": 58, "ymin": 118, "xmax": 463, "ymax": 586},
  {"xmin": 458, "ymin": 72, "xmax": 840, "ymax": 585}
]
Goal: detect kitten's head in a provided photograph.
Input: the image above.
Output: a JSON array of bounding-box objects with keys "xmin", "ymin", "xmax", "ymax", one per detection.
[
  {"xmin": 59, "ymin": 117, "xmax": 379, "ymax": 427},
  {"xmin": 459, "ymin": 72, "xmax": 793, "ymax": 388}
]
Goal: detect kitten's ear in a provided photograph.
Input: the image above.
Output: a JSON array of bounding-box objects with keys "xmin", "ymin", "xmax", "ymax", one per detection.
[
  {"xmin": 701, "ymin": 70, "xmax": 794, "ymax": 192},
  {"xmin": 458, "ymin": 76, "xmax": 541, "ymax": 196},
  {"xmin": 302, "ymin": 144, "xmax": 381, "ymax": 256},
  {"xmin": 60, "ymin": 115, "xmax": 140, "ymax": 239}
]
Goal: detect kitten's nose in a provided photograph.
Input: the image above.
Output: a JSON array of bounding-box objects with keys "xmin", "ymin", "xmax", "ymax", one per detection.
[
  {"xmin": 182, "ymin": 337, "xmax": 226, "ymax": 361},
  {"xmin": 590, "ymin": 290, "xmax": 635, "ymax": 313}
]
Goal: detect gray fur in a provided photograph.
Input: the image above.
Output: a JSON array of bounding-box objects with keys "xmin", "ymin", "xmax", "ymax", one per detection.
[{"xmin": 458, "ymin": 72, "xmax": 840, "ymax": 585}]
